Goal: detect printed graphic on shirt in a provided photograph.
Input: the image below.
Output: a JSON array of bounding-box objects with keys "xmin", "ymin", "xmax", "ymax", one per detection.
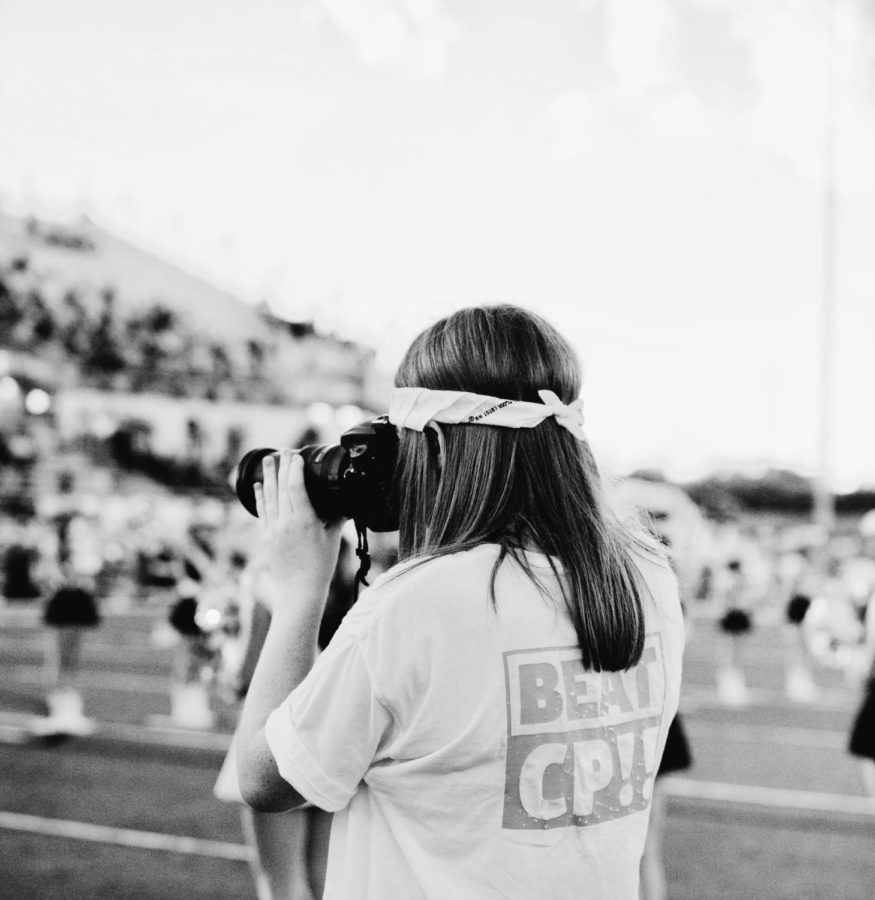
[{"xmin": 502, "ymin": 633, "xmax": 665, "ymax": 830}]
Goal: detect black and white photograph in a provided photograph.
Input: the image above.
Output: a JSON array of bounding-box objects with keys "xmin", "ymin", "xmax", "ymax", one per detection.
[{"xmin": 1, "ymin": 2, "xmax": 874, "ymax": 898}]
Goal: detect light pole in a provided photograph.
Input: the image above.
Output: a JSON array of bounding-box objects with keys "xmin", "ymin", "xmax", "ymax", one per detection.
[{"xmin": 813, "ymin": 0, "xmax": 838, "ymax": 542}]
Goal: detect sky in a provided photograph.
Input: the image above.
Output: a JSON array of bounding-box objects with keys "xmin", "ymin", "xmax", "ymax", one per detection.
[{"xmin": 1, "ymin": 0, "xmax": 874, "ymax": 487}]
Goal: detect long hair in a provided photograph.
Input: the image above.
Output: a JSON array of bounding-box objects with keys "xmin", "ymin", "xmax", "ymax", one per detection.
[{"xmin": 394, "ymin": 304, "xmax": 646, "ymax": 672}]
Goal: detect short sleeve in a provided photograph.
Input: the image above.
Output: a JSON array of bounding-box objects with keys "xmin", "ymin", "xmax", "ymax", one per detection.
[{"xmin": 264, "ymin": 629, "xmax": 393, "ymax": 813}]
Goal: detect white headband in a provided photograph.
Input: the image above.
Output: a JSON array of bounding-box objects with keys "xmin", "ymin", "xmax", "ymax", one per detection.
[{"xmin": 389, "ymin": 387, "xmax": 585, "ymax": 440}]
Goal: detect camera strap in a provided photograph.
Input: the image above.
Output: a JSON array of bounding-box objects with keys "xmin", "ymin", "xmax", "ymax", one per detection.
[{"xmin": 352, "ymin": 518, "xmax": 371, "ymax": 598}]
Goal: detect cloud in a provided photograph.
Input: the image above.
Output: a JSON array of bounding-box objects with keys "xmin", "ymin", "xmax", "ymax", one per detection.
[
  {"xmin": 547, "ymin": 0, "xmax": 732, "ymax": 160},
  {"xmin": 302, "ymin": 0, "xmax": 460, "ymax": 81},
  {"xmin": 546, "ymin": 88, "xmax": 606, "ymax": 161},
  {"xmin": 603, "ymin": 0, "xmax": 681, "ymax": 96},
  {"xmin": 548, "ymin": 0, "xmax": 875, "ymax": 191},
  {"xmin": 732, "ymin": 0, "xmax": 875, "ymax": 190}
]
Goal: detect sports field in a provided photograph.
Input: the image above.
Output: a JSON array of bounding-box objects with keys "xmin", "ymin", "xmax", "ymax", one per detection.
[{"xmin": 0, "ymin": 600, "xmax": 872, "ymax": 900}]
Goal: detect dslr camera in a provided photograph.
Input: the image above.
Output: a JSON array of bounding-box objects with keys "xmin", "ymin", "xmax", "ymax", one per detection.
[{"xmin": 234, "ymin": 416, "xmax": 399, "ymax": 532}]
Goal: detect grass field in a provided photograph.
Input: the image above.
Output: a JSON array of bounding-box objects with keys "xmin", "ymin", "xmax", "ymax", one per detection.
[{"xmin": 0, "ymin": 599, "xmax": 872, "ymax": 900}]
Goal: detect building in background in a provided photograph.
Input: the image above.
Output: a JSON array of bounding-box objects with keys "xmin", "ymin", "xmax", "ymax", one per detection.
[{"xmin": 0, "ymin": 213, "xmax": 392, "ymax": 485}]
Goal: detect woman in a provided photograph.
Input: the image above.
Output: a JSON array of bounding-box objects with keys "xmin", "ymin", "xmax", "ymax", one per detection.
[
  {"xmin": 35, "ymin": 472, "xmax": 102, "ymax": 736},
  {"xmin": 237, "ymin": 305, "xmax": 684, "ymax": 900},
  {"xmin": 714, "ymin": 557, "xmax": 754, "ymax": 706},
  {"xmin": 641, "ymin": 604, "xmax": 693, "ymax": 900},
  {"xmin": 848, "ymin": 590, "xmax": 875, "ymax": 798},
  {"xmin": 214, "ymin": 536, "xmax": 368, "ymax": 900},
  {"xmin": 164, "ymin": 522, "xmax": 221, "ymax": 729}
]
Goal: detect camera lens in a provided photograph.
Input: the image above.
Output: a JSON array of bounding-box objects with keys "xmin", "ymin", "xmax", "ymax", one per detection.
[
  {"xmin": 299, "ymin": 443, "xmax": 350, "ymax": 522},
  {"xmin": 234, "ymin": 416, "xmax": 398, "ymax": 529},
  {"xmin": 234, "ymin": 444, "xmax": 350, "ymax": 521}
]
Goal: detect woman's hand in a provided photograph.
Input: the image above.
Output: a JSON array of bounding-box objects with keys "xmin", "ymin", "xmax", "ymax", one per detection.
[
  {"xmin": 237, "ymin": 450, "xmax": 343, "ymax": 813},
  {"xmin": 253, "ymin": 449, "xmax": 344, "ymax": 609}
]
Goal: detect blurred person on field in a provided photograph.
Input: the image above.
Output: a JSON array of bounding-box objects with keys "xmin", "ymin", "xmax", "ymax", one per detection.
[
  {"xmin": 714, "ymin": 557, "xmax": 754, "ymax": 706},
  {"xmin": 848, "ymin": 587, "xmax": 875, "ymax": 799},
  {"xmin": 1, "ymin": 513, "xmax": 42, "ymax": 603},
  {"xmin": 214, "ymin": 536, "xmax": 362, "ymax": 899},
  {"xmin": 804, "ymin": 556, "xmax": 866, "ymax": 680},
  {"xmin": 162, "ymin": 516, "xmax": 224, "ymax": 728},
  {"xmin": 236, "ymin": 305, "xmax": 683, "ymax": 900},
  {"xmin": 639, "ymin": 597, "xmax": 694, "ymax": 900},
  {"xmin": 779, "ymin": 545, "xmax": 821, "ymax": 702},
  {"xmin": 639, "ymin": 714, "xmax": 693, "ymax": 900},
  {"xmin": 33, "ymin": 471, "xmax": 103, "ymax": 736}
]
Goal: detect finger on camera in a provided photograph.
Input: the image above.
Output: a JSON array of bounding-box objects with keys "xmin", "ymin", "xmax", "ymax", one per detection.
[
  {"xmin": 277, "ymin": 449, "xmax": 294, "ymax": 516},
  {"xmin": 254, "ymin": 482, "xmax": 266, "ymax": 521},
  {"xmin": 262, "ymin": 453, "xmax": 278, "ymax": 520},
  {"xmin": 286, "ymin": 453, "xmax": 310, "ymax": 511}
]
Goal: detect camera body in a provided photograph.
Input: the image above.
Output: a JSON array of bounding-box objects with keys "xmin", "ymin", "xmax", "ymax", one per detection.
[{"xmin": 235, "ymin": 416, "xmax": 399, "ymax": 532}]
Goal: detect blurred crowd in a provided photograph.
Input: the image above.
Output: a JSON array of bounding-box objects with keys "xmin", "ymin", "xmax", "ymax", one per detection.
[
  {"xmin": 687, "ymin": 520, "xmax": 875, "ymax": 685},
  {"xmin": 0, "ymin": 250, "xmax": 277, "ymax": 403},
  {"xmin": 2, "ymin": 468, "xmax": 873, "ymax": 709},
  {"xmin": 1, "ymin": 447, "xmax": 873, "ymax": 900},
  {"xmin": 0, "ymin": 468, "xmax": 399, "ymax": 731}
]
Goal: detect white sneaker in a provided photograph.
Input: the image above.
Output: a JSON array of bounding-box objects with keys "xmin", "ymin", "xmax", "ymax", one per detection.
[
  {"xmin": 170, "ymin": 683, "xmax": 214, "ymax": 729},
  {"xmin": 32, "ymin": 688, "xmax": 96, "ymax": 736},
  {"xmin": 785, "ymin": 665, "xmax": 819, "ymax": 702},
  {"xmin": 717, "ymin": 667, "xmax": 751, "ymax": 706}
]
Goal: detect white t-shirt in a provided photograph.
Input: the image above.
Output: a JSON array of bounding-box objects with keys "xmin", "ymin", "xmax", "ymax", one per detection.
[{"xmin": 266, "ymin": 543, "xmax": 684, "ymax": 900}]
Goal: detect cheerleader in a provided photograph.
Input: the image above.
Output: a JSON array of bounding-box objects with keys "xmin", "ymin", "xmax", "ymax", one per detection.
[
  {"xmin": 848, "ymin": 592, "xmax": 875, "ymax": 798},
  {"xmin": 715, "ymin": 558, "xmax": 753, "ymax": 706},
  {"xmin": 641, "ymin": 606, "xmax": 694, "ymax": 900},
  {"xmin": 804, "ymin": 556, "xmax": 866, "ymax": 679},
  {"xmin": 34, "ymin": 472, "xmax": 103, "ymax": 736},
  {"xmin": 1, "ymin": 517, "xmax": 41, "ymax": 601},
  {"xmin": 639, "ymin": 715, "xmax": 693, "ymax": 900},
  {"xmin": 213, "ymin": 540, "xmax": 357, "ymax": 900},
  {"xmin": 779, "ymin": 547, "xmax": 820, "ymax": 702},
  {"xmin": 164, "ymin": 521, "xmax": 222, "ymax": 729}
]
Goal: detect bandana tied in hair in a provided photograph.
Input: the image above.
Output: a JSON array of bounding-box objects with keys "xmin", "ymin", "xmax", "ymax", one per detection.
[{"xmin": 389, "ymin": 387, "xmax": 585, "ymax": 440}]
